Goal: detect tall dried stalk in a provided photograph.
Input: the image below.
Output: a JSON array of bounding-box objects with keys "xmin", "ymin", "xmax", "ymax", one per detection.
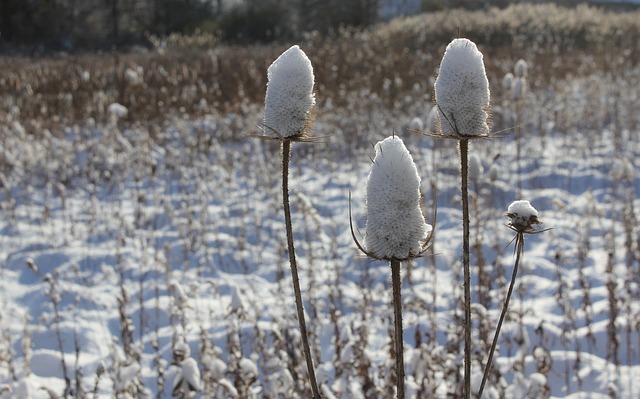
[
  {"xmin": 479, "ymin": 202, "xmax": 547, "ymax": 398},
  {"xmin": 478, "ymin": 232, "xmax": 523, "ymax": 397},
  {"xmin": 391, "ymin": 259, "xmax": 405, "ymax": 399},
  {"xmin": 281, "ymin": 140, "xmax": 321, "ymax": 399},
  {"xmin": 460, "ymin": 139, "xmax": 472, "ymax": 399}
]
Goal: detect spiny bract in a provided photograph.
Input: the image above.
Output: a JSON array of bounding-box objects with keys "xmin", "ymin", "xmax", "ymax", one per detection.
[
  {"xmin": 264, "ymin": 45, "xmax": 315, "ymax": 138},
  {"xmin": 434, "ymin": 38, "xmax": 490, "ymax": 137},
  {"xmin": 365, "ymin": 136, "xmax": 431, "ymax": 260}
]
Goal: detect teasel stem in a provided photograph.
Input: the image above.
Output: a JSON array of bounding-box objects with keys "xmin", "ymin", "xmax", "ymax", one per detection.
[
  {"xmin": 478, "ymin": 233, "xmax": 524, "ymax": 398},
  {"xmin": 460, "ymin": 138, "xmax": 471, "ymax": 399},
  {"xmin": 391, "ymin": 259, "xmax": 405, "ymax": 399},
  {"xmin": 281, "ymin": 140, "xmax": 321, "ymax": 399}
]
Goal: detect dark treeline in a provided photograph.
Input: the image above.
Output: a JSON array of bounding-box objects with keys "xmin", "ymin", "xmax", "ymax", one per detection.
[{"xmin": 0, "ymin": 0, "xmax": 381, "ymax": 52}]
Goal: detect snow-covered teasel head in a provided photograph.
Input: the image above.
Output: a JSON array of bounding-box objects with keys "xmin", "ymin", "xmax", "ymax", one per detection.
[
  {"xmin": 506, "ymin": 200, "xmax": 542, "ymax": 233},
  {"xmin": 511, "ymin": 76, "xmax": 527, "ymax": 100},
  {"xmin": 263, "ymin": 45, "xmax": 316, "ymax": 139},
  {"xmin": 434, "ymin": 38, "xmax": 490, "ymax": 137},
  {"xmin": 363, "ymin": 135, "xmax": 432, "ymax": 260},
  {"xmin": 514, "ymin": 59, "xmax": 528, "ymax": 78},
  {"xmin": 502, "ymin": 72, "xmax": 514, "ymax": 91}
]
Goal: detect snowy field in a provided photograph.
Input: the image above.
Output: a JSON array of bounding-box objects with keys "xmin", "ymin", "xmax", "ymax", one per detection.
[{"xmin": 1, "ymin": 7, "xmax": 640, "ymax": 399}]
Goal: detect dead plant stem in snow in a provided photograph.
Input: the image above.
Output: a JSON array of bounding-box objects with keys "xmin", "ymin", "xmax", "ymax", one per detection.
[
  {"xmin": 478, "ymin": 233, "xmax": 523, "ymax": 397},
  {"xmin": 281, "ymin": 140, "xmax": 321, "ymax": 399},
  {"xmin": 391, "ymin": 259, "xmax": 405, "ymax": 399},
  {"xmin": 460, "ymin": 139, "xmax": 472, "ymax": 399}
]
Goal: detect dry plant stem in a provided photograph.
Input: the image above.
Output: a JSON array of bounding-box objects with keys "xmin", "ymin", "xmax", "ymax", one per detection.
[
  {"xmin": 460, "ymin": 139, "xmax": 471, "ymax": 399},
  {"xmin": 478, "ymin": 234, "xmax": 523, "ymax": 398},
  {"xmin": 281, "ymin": 140, "xmax": 321, "ymax": 399},
  {"xmin": 391, "ymin": 260, "xmax": 405, "ymax": 399}
]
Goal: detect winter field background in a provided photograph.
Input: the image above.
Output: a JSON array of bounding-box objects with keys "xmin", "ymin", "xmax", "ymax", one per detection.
[{"xmin": 1, "ymin": 4, "xmax": 640, "ymax": 398}]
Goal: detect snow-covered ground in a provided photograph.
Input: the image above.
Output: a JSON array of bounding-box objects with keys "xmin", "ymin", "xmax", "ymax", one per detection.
[{"xmin": 0, "ymin": 60, "xmax": 639, "ymax": 398}]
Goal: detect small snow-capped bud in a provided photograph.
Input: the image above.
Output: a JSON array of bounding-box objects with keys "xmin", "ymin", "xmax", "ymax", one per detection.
[
  {"xmin": 514, "ymin": 59, "xmax": 528, "ymax": 78},
  {"xmin": 526, "ymin": 372, "xmax": 547, "ymax": 398},
  {"xmin": 239, "ymin": 357, "xmax": 258, "ymax": 379},
  {"xmin": 511, "ymin": 77, "xmax": 527, "ymax": 100},
  {"xmin": 174, "ymin": 340, "xmax": 191, "ymax": 360},
  {"xmin": 172, "ymin": 357, "xmax": 201, "ymax": 396},
  {"xmin": 124, "ymin": 67, "xmax": 144, "ymax": 86},
  {"xmin": 506, "ymin": 200, "xmax": 542, "ymax": 232},
  {"xmin": 434, "ymin": 38, "xmax": 490, "ymax": 137},
  {"xmin": 264, "ymin": 45, "xmax": 316, "ymax": 138},
  {"xmin": 107, "ymin": 103, "xmax": 128, "ymax": 120},
  {"xmin": 502, "ymin": 72, "xmax": 514, "ymax": 91},
  {"xmin": 365, "ymin": 136, "xmax": 431, "ymax": 260}
]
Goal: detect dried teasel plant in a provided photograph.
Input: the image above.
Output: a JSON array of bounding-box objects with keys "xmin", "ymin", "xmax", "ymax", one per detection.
[
  {"xmin": 432, "ymin": 37, "xmax": 491, "ymax": 399},
  {"xmin": 350, "ymin": 135, "xmax": 435, "ymax": 399},
  {"xmin": 254, "ymin": 44, "xmax": 322, "ymax": 399},
  {"xmin": 478, "ymin": 200, "xmax": 551, "ymax": 398}
]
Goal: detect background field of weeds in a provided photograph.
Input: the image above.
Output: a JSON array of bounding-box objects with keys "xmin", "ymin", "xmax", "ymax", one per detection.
[{"xmin": 1, "ymin": 3, "xmax": 640, "ymax": 398}]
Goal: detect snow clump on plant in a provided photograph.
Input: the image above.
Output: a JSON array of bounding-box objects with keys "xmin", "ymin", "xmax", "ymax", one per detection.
[
  {"xmin": 263, "ymin": 45, "xmax": 316, "ymax": 138},
  {"xmin": 434, "ymin": 38, "xmax": 490, "ymax": 137},
  {"xmin": 365, "ymin": 136, "xmax": 431, "ymax": 260},
  {"xmin": 506, "ymin": 200, "xmax": 541, "ymax": 232},
  {"xmin": 107, "ymin": 102, "xmax": 128, "ymax": 120}
]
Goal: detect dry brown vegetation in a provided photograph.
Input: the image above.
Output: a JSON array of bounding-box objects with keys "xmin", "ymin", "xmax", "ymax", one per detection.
[{"xmin": 1, "ymin": 4, "xmax": 638, "ymax": 134}]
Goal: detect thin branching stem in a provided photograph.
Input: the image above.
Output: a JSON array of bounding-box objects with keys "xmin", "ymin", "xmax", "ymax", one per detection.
[
  {"xmin": 478, "ymin": 233, "xmax": 524, "ymax": 398},
  {"xmin": 460, "ymin": 138, "xmax": 472, "ymax": 399},
  {"xmin": 391, "ymin": 259, "xmax": 405, "ymax": 399},
  {"xmin": 281, "ymin": 140, "xmax": 321, "ymax": 399}
]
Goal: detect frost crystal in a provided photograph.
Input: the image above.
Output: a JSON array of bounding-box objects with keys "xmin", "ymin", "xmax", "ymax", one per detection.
[
  {"xmin": 365, "ymin": 136, "xmax": 431, "ymax": 260},
  {"xmin": 434, "ymin": 38, "xmax": 490, "ymax": 137},
  {"xmin": 506, "ymin": 200, "xmax": 541, "ymax": 232},
  {"xmin": 264, "ymin": 45, "xmax": 315, "ymax": 138}
]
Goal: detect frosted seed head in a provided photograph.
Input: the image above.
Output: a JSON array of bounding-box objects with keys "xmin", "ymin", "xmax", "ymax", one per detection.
[
  {"xmin": 264, "ymin": 45, "xmax": 316, "ymax": 138},
  {"xmin": 364, "ymin": 136, "xmax": 431, "ymax": 260},
  {"xmin": 526, "ymin": 373, "xmax": 547, "ymax": 395},
  {"xmin": 511, "ymin": 77, "xmax": 527, "ymax": 100},
  {"xmin": 173, "ymin": 340, "xmax": 191, "ymax": 361},
  {"xmin": 502, "ymin": 72, "xmax": 514, "ymax": 90},
  {"xmin": 434, "ymin": 38, "xmax": 491, "ymax": 137},
  {"xmin": 506, "ymin": 200, "xmax": 541, "ymax": 232},
  {"xmin": 514, "ymin": 59, "xmax": 528, "ymax": 77},
  {"xmin": 107, "ymin": 102, "xmax": 128, "ymax": 119}
]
